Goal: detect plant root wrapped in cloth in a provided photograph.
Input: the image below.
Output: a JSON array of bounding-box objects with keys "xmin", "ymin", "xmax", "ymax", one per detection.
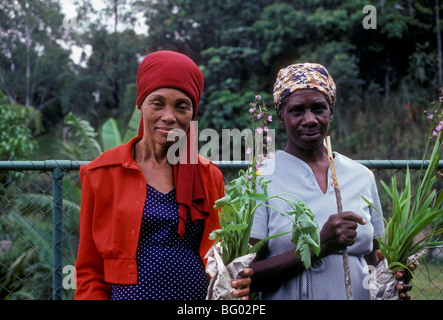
[
  {"xmin": 369, "ymin": 250, "xmax": 427, "ymax": 300},
  {"xmin": 205, "ymin": 244, "xmax": 256, "ymax": 300}
]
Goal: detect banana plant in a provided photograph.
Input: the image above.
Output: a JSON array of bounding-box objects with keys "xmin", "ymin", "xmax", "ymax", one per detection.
[{"xmin": 63, "ymin": 106, "xmax": 140, "ymax": 160}]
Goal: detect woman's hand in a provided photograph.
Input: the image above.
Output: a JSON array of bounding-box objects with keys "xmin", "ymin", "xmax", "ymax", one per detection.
[
  {"xmin": 376, "ymin": 250, "xmax": 415, "ymax": 300},
  {"xmin": 231, "ymin": 268, "xmax": 253, "ymax": 300},
  {"xmin": 319, "ymin": 211, "xmax": 366, "ymax": 257}
]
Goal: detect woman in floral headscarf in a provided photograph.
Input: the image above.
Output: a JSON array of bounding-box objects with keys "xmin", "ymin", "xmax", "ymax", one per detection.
[{"xmin": 248, "ymin": 63, "xmax": 411, "ymax": 300}]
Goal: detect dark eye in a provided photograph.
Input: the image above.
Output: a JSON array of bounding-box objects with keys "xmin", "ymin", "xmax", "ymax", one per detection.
[
  {"xmin": 150, "ymin": 100, "xmax": 163, "ymax": 108},
  {"xmin": 176, "ymin": 100, "xmax": 192, "ymax": 112},
  {"xmin": 289, "ymin": 106, "xmax": 304, "ymax": 116},
  {"xmin": 311, "ymin": 104, "xmax": 329, "ymax": 114}
]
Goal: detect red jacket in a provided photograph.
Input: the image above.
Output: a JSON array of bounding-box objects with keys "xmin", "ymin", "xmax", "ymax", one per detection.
[{"xmin": 74, "ymin": 137, "xmax": 224, "ymax": 300}]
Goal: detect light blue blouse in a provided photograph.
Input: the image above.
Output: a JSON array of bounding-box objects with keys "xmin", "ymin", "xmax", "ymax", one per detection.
[{"xmin": 250, "ymin": 150, "xmax": 384, "ymax": 300}]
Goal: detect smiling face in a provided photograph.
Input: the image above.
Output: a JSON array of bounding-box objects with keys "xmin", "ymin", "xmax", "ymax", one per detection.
[
  {"xmin": 277, "ymin": 89, "xmax": 333, "ymax": 156},
  {"xmin": 139, "ymin": 88, "xmax": 193, "ymax": 147}
]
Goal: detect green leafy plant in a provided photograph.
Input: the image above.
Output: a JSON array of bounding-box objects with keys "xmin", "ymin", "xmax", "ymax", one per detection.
[
  {"xmin": 209, "ymin": 95, "xmax": 320, "ymax": 269},
  {"xmin": 364, "ymin": 90, "xmax": 443, "ymax": 272},
  {"xmin": 0, "ymin": 104, "xmax": 39, "ymax": 160},
  {"xmin": 63, "ymin": 106, "xmax": 140, "ymax": 160}
]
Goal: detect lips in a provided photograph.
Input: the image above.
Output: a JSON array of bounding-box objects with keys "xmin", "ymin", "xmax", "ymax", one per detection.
[
  {"xmin": 300, "ymin": 131, "xmax": 322, "ymax": 141},
  {"xmin": 156, "ymin": 127, "xmax": 176, "ymax": 134}
]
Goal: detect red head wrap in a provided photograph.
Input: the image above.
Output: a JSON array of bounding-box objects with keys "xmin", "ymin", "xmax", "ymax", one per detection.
[
  {"xmin": 136, "ymin": 50, "xmax": 209, "ymax": 238},
  {"xmin": 136, "ymin": 50, "xmax": 204, "ymax": 118}
]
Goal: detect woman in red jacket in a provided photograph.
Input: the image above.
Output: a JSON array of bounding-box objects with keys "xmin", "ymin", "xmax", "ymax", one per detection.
[{"xmin": 74, "ymin": 50, "xmax": 252, "ymax": 300}]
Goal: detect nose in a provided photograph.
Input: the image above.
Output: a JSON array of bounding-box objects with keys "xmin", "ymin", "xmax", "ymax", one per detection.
[
  {"xmin": 161, "ymin": 105, "xmax": 176, "ymax": 123},
  {"xmin": 301, "ymin": 110, "xmax": 318, "ymax": 127}
]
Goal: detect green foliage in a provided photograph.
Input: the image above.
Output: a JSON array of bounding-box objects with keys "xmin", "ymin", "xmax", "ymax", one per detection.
[
  {"xmin": 285, "ymin": 202, "xmax": 321, "ymax": 269},
  {"xmin": 101, "ymin": 106, "xmax": 140, "ymax": 150},
  {"xmin": 0, "ymin": 193, "xmax": 80, "ymax": 299},
  {"xmin": 62, "ymin": 106, "xmax": 140, "ymax": 160},
  {"xmin": 63, "ymin": 112, "xmax": 103, "ymax": 160},
  {"xmin": 101, "ymin": 118, "xmax": 123, "ymax": 151},
  {"xmin": 363, "ymin": 94, "xmax": 443, "ymax": 271},
  {"xmin": 0, "ymin": 105, "xmax": 38, "ymax": 160},
  {"xmin": 0, "ymin": 0, "xmax": 70, "ymax": 117},
  {"xmin": 2, "ymin": 0, "xmax": 442, "ymax": 161}
]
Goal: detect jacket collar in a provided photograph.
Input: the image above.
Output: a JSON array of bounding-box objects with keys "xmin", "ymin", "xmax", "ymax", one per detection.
[
  {"xmin": 84, "ymin": 135, "xmax": 212, "ymax": 172},
  {"xmin": 85, "ymin": 136, "xmax": 142, "ymax": 171}
]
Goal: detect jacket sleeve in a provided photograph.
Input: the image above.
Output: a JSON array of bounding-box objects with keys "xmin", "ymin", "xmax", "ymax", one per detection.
[
  {"xmin": 74, "ymin": 166, "xmax": 111, "ymax": 300},
  {"xmin": 199, "ymin": 162, "xmax": 224, "ymax": 265}
]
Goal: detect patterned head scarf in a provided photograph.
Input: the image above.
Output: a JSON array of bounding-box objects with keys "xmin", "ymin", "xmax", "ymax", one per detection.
[{"xmin": 273, "ymin": 63, "xmax": 336, "ymax": 111}]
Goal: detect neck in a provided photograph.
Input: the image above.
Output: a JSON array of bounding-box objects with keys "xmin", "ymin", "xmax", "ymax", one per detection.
[
  {"xmin": 284, "ymin": 144, "xmax": 329, "ymax": 165},
  {"xmin": 133, "ymin": 138, "xmax": 171, "ymax": 166}
]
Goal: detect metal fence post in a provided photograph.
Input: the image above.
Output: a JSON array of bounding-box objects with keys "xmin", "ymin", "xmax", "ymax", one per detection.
[{"xmin": 52, "ymin": 165, "xmax": 64, "ymax": 300}]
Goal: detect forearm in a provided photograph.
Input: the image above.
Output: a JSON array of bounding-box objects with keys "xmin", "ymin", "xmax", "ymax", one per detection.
[
  {"xmin": 249, "ymin": 246, "xmax": 321, "ymax": 293},
  {"xmin": 364, "ymin": 239, "xmax": 381, "ymax": 267}
]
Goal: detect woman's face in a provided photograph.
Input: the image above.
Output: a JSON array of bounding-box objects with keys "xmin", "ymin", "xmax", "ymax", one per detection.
[
  {"xmin": 278, "ymin": 89, "xmax": 332, "ymax": 154},
  {"xmin": 139, "ymin": 88, "xmax": 193, "ymax": 146}
]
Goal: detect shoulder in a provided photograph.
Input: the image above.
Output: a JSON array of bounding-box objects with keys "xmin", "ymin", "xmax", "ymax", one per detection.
[
  {"xmin": 198, "ymin": 155, "xmax": 224, "ymax": 182},
  {"xmin": 335, "ymin": 152, "xmax": 375, "ymax": 180},
  {"xmin": 260, "ymin": 150, "xmax": 301, "ymax": 177},
  {"xmin": 80, "ymin": 137, "xmax": 139, "ymax": 175}
]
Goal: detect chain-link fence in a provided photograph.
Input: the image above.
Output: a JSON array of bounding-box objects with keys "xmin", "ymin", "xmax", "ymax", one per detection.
[{"xmin": 0, "ymin": 160, "xmax": 442, "ymax": 300}]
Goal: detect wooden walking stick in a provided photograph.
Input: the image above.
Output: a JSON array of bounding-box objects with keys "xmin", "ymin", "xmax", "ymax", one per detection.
[{"xmin": 325, "ymin": 136, "xmax": 352, "ymax": 300}]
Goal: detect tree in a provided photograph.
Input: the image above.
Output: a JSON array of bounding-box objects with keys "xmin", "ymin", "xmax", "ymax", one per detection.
[
  {"xmin": 0, "ymin": 0, "xmax": 71, "ymax": 112},
  {"xmin": 0, "ymin": 104, "xmax": 39, "ymax": 160},
  {"xmin": 60, "ymin": 0, "xmax": 145, "ymax": 127},
  {"xmin": 142, "ymin": 0, "xmax": 275, "ymax": 131}
]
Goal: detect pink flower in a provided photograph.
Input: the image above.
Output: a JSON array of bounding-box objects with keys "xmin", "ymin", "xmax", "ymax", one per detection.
[
  {"xmin": 257, "ymin": 113, "xmax": 262, "ymax": 120},
  {"xmin": 249, "ymin": 108, "xmax": 255, "ymax": 114},
  {"xmin": 433, "ymin": 131, "xmax": 438, "ymax": 136},
  {"xmin": 246, "ymin": 147, "xmax": 252, "ymax": 155},
  {"xmin": 255, "ymin": 163, "xmax": 261, "ymax": 170},
  {"xmin": 428, "ymin": 114, "xmax": 434, "ymax": 120},
  {"xmin": 266, "ymin": 136, "xmax": 272, "ymax": 142},
  {"xmin": 268, "ymin": 115, "xmax": 273, "ymax": 122},
  {"xmin": 256, "ymin": 127, "xmax": 263, "ymax": 134},
  {"xmin": 268, "ymin": 151, "xmax": 275, "ymax": 158},
  {"xmin": 263, "ymin": 126, "xmax": 269, "ymax": 132},
  {"xmin": 436, "ymin": 124, "xmax": 443, "ymax": 132},
  {"xmin": 255, "ymin": 95, "xmax": 261, "ymax": 100},
  {"xmin": 246, "ymin": 175, "xmax": 252, "ymax": 181}
]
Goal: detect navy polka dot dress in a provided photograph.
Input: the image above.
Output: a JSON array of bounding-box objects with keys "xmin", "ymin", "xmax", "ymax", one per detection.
[{"xmin": 110, "ymin": 184, "xmax": 208, "ymax": 300}]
